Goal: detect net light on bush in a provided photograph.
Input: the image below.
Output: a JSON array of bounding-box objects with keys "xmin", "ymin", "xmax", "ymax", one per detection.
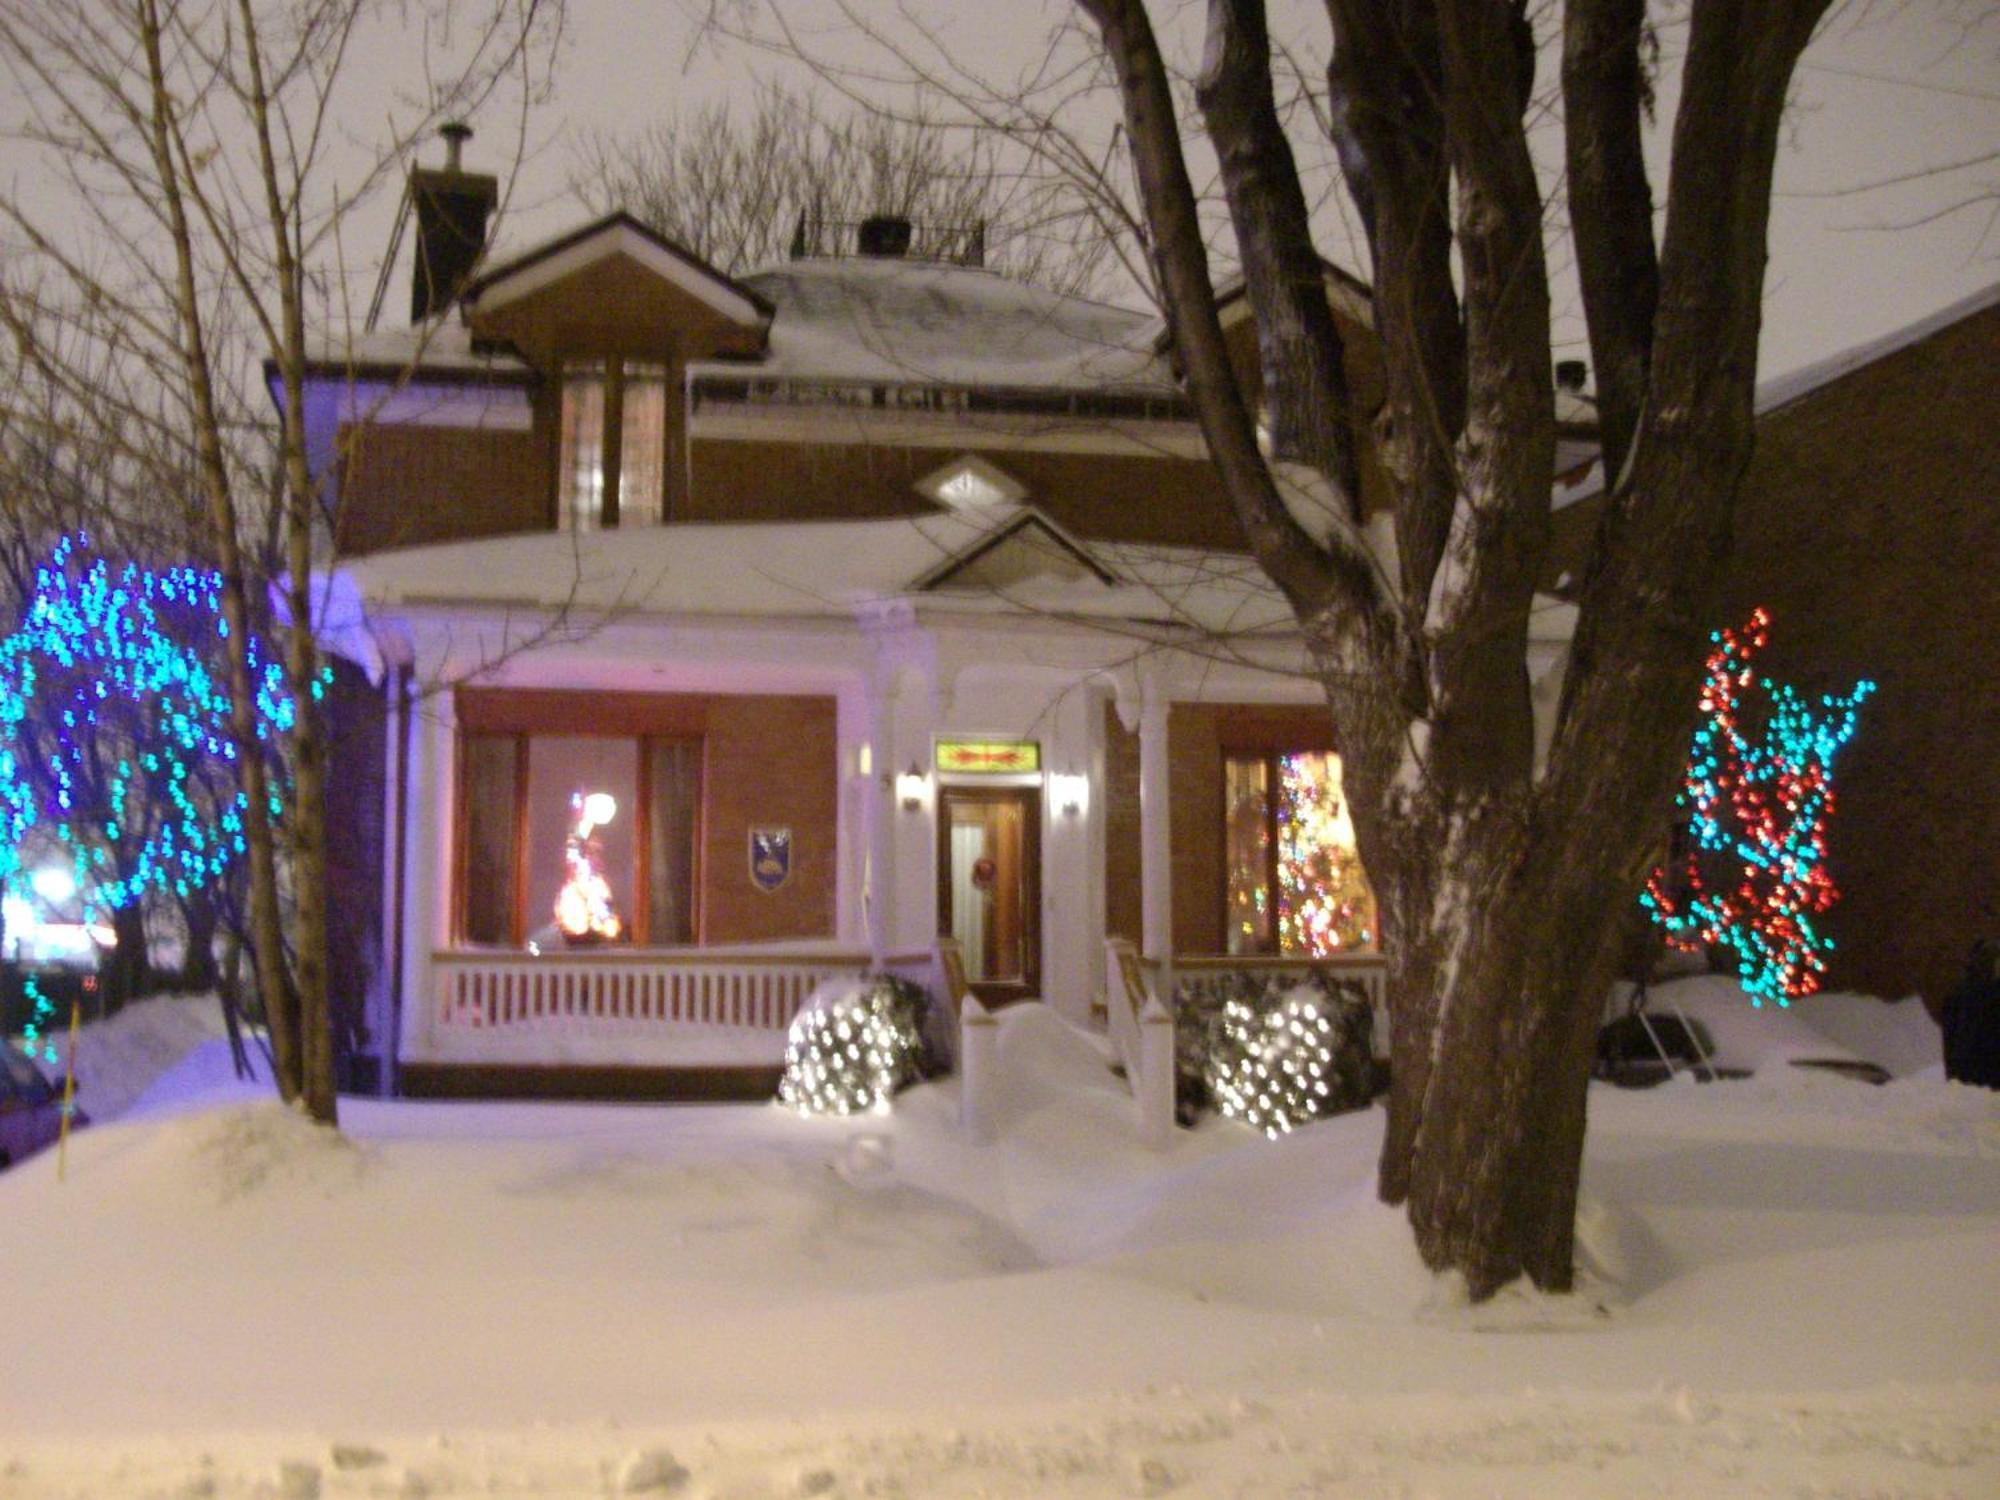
[
  {"xmin": 1205, "ymin": 992, "xmax": 1340, "ymax": 1138},
  {"xmin": 778, "ymin": 979, "xmax": 926, "ymax": 1117}
]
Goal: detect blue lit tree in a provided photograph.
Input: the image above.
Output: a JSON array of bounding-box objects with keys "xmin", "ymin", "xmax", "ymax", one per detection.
[{"xmin": 1, "ymin": 536, "xmax": 302, "ymax": 1037}]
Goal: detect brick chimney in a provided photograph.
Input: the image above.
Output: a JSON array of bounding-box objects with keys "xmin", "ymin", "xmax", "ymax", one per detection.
[{"xmin": 408, "ymin": 122, "xmax": 498, "ymax": 323}]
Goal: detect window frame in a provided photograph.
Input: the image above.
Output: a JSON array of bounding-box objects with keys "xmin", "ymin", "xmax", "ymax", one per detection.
[
  {"xmin": 1220, "ymin": 744, "xmax": 1377, "ymax": 958},
  {"xmin": 454, "ymin": 728, "xmax": 705, "ymax": 950},
  {"xmin": 556, "ymin": 359, "xmax": 670, "ymax": 531}
]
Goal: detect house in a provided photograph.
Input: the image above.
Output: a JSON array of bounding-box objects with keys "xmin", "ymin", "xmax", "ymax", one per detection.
[
  {"xmin": 309, "ymin": 135, "xmax": 1562, "ymax": 1098},
  {"xmin": 297, "ymin": 119, "xmax": 1614, "ymax": 1099}
]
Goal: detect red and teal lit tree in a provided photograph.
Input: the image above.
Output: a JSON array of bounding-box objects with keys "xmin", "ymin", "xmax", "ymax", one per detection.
[{"xmin": 1640, "ymin": 608, "xmax": 1873, "ymax": 1006}]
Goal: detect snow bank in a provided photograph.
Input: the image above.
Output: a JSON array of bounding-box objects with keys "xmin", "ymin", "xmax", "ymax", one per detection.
[
  {"xmin": 39, "ymin": 991, "xmax": 241, "ymax": 1121},
  {"xmin": 2, "ymin": 990, "xmax": 1995, "ymax": 1496}
]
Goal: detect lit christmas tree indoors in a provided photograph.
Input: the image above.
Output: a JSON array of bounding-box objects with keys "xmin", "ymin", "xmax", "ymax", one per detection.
[
  {"xmin": 553, "ymin": 790, "xmax": 624, "ymax": 945},
  {"xmin": 1641, "ymin": 608, "xmax": 1874, "ymax": 1006},
  {"xmin": 1225, "ymin": 751, "xmax": 1376, "ymax": 958}
]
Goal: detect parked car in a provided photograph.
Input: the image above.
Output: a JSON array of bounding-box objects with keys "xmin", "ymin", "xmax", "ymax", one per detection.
[{"xmin": 0, "ymin": 1045, "xmax": 85, "ymax": 1169}]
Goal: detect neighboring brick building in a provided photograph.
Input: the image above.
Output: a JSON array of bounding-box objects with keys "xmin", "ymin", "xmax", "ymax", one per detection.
[{"xmin": 1549, "ymin": 287, "xmax": 2000, "ymax": 1007}]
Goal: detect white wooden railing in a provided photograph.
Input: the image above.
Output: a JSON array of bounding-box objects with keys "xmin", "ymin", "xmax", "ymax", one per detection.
[
  {"xmin": 424, "ymin": 947, "xmax": 877, "ymax": 1066},
  {"xmin": 1104, "ymin": 938, "xmax": 1176, "ymax": 1149}
]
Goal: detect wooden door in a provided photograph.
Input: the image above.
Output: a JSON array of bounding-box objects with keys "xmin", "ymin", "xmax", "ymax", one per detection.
[{"xmin": 937, "ymin": 785, "xmax": 1041, "ymax": 1003}]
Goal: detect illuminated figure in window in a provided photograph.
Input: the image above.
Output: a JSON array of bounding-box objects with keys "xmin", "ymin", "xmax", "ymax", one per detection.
[{"xmin": 554, "ymin": 790, "xmax": 624, "ymax": 944}]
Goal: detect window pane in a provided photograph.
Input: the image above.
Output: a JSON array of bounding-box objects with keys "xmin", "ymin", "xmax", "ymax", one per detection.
[
  {"xmin": 461, "ymin": 734, "xmax": 519, "ymax": 945},
  {"xmin": 1274, "ymin": 752, "xmax": 1377, "ymax": 955},
  {"xmin": 621, "ymin": 379, "xmax": 666, "ymax": 526},
  {"xmin": 558, "ymin": 369, "xmax": 667, "ymax": 530},
  {"xmin": 524, "ymin": 737, "xmax": 638, "ymax": 948},
  {"xmin": 558, "ymin": 377, "xmax": 605, "ymax": 529},
  {"xmin": 646, "ymin": 739, "xmax": 700, "ymax": 946},
  {"xmin": 1224, "ymin": 754, "xmax": 1272, "ymax": 955}
]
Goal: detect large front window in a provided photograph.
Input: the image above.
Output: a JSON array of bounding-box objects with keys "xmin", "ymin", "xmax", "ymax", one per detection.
[
  {"xmin": 1225, "ymin": 750, "xmax": 1377, "ymax": 956},
  {"xmin": 558, "ymin": 362, "xmax": 667, "ymax": 529},
  {"xmin": 459, "ymin": 732, "xmax": 699, "ymax": 948}
]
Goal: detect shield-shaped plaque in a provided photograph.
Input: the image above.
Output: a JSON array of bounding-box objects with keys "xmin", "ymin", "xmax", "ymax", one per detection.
[{"xmin": 749, "ymin": 826, "xmax": 792, "ymax": 893}]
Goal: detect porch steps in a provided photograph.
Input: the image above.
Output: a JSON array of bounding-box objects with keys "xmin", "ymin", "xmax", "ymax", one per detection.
[{"xmin": 398, "ymin": 1063, "xmax": 782, "ymax": 1103}]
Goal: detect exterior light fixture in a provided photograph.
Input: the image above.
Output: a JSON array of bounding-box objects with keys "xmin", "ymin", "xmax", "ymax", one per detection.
[
  {"xmin": 1050, "ymin": 772, "xmax": 1089, "ymax": 817},
  {"xmin": 896, "ymin": 763, "xmax": 928, "ymax": 812}
]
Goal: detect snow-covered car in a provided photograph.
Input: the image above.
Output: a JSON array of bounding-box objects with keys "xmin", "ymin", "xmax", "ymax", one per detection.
[{"xmin": 0, "ymin": 1046, "xmax": 85, "ymax": 1169}]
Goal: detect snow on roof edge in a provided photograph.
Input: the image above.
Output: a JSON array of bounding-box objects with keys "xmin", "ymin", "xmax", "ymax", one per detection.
[{"xmin": 1754, "ymin": 279, "xmax": 2000, "ymax": 417}]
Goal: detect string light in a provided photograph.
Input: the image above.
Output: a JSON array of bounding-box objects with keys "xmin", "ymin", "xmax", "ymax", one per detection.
[
  {"xmin": 1640, "ymin": 608, "xmax": 1874, "ymax": 1006},
  {"xmin": 0, "ymin": 535, "xmax": 311, "ymax": 931},
  {"xmin": 778, "ymin": 977, "xmax": 927, "ymax": 1117},
  {"xmin": 552, "ymin": 789, "xmax": 623, "ymax": 943},
  {"xmin": 1203, "ymin": 980, "xmax": 1374, "ymax": 1138},
  {"xmin": 1274, "ymin": 753, "xmax": 1376, "ymax": 954}
]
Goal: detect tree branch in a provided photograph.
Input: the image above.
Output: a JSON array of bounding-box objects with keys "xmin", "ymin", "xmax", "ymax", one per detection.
[
  {"xmin": 1563, "ymin": 0, "xmax": 1659, "ymax": 493},
  {"xmin": 1194, "ymin": 0, "xmax": 1362, "ymax": 520},
  {"xmin": 1076, "ymin": 0, "xmax": 1350, "ymax": 624},
  {"xmin": 1321, "ymin": 0, "xmax": 1465, "ymax": 616}
]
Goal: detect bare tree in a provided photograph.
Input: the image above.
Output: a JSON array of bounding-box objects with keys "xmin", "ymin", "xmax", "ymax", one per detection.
[
  {"xmin": 0, "ymin": 0, "xmax": 556, "ymax": 1125},
  {"xmin": 571, "ymin": 79, "xmax": 1118, "ymax": 294},
  {"xmin": 700, "ymin": 0, "xmax": 1846, "ymax": 1299}
]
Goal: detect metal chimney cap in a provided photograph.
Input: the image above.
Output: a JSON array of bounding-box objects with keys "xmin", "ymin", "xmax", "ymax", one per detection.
[{"xmin": 440, "ymin": 121, "xmax": 473, "ymax": 171}]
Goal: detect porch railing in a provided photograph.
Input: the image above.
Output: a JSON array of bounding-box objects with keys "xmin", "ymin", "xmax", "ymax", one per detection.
[
  {"xmin": 1104, "ymin": 938, "xmax": 1176, "ymax": 1149},
  {"xmin": 423, "ymin": 947, "xmax": 879, "ymax": 1065}
]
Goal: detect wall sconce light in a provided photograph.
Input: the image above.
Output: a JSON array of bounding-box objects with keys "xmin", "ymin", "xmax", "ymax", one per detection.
[
  {"xmin": 1049, "ymin": 771, "xmax": 1089, "ymax": 817},
  {"xmin": 895, "ymin": 763, "xmax": 927, "ymax": 812}
]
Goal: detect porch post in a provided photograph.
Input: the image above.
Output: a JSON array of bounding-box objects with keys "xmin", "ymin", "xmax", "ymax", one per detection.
[
  {"xmin": 863, "ymin": 665, "xmax": 895, "ymax": 960},
  {"xmin": 1138, "ymin": 680, "xmax": 1173, "ymax": 965},
  {"xmin": 400, "ymin": 686, "xmax": 454, "ymax": 1065}
]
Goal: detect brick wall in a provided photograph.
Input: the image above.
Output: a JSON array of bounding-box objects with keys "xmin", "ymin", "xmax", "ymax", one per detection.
[
  {"xmin": 688, "ymin": 438, "xmax": 1246, "ymax": 548},
  {"xmin": 1719, "ymin": 301, "xmax": 2000, "ymax": 1004},
  {"xmin": 336, "ymin": 421, "xmax": 548, "ymax": 556},
  {"xmin": 698, "ymin": 695, "xmax": 839, "ymax": 943}
]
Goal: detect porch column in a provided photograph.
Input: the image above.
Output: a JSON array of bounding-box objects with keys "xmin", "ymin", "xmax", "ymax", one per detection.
[
  {"xmin": 1138, "ymin": 681, "xmax": 1173, "ymax": 964},
  {"xmin": 836, "ymin": 681, "xmax": 871, "ymax": 948},
  {"xmin": 863, "ymin": 667, "xmax": 895, "ymax": 960},
  {"xmin": 885, "ymin": 666, "xmax": 938, "ymax": 954},
  {"xmin": 399, "ymin": 686, "xmax": 455, "ymax": 1064}
]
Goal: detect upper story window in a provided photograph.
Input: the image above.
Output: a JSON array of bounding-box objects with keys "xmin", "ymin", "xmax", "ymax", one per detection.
[{"xmin": 558, "ymin": 361, "xmax": 668, "ymax": 529}]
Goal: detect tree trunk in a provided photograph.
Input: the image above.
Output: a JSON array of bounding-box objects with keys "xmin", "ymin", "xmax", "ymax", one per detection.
[
  {"xmin": 103, "ymin": 901, "xmax": 154, "ymax": 1012},
  {"xmin": 177, "ymin": 890, "xmax": 221, "ymax": 992}
]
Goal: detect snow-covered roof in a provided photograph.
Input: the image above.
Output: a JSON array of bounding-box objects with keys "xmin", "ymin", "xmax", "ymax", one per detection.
[
  {"xmin": 1753, "ymin": 278, "xmax": 2000, "ymax": 417},
  {"xmin": 303, "ymin": 315, "xmax": 530, "ymax": 380},
  {"xmin": 325, "ymin": 507, "xmax": 1293, "ymax": 641},
  {"xmin": 714, "ymin": 258, "xmax": 1173, "ymax": 393}
]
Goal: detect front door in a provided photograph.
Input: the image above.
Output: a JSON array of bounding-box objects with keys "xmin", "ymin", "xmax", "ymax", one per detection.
[{"xmin": 938, "ymin": 785, "xmax": 1041, "ymax": 1003}]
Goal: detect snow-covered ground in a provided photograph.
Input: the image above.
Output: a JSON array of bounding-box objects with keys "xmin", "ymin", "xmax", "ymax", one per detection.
[{"xmin": 3, "ymin": 982, "xmax": 1995, "ymax": 1498}]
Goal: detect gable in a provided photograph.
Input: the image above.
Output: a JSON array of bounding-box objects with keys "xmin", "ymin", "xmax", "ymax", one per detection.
[
  {"xmin": 912, "ymin": 510, "xmax": 1118, "ymax": 593},
  {"xmin": 464, "ymin": 215, "xmax": 771, "ymax": 366}
]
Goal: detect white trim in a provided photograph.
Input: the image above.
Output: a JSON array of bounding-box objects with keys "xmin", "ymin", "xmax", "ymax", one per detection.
[
  {"xmin": 472, "ymin": 222, "xmax": 768, "ymax": 329},
  {"xmin": 338, "ymin": 381, "xmax": 532, "ymax": 431},
  {"xmin": 689, "ymin": 405, "xmax": 1210, "ymax": 459}
]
